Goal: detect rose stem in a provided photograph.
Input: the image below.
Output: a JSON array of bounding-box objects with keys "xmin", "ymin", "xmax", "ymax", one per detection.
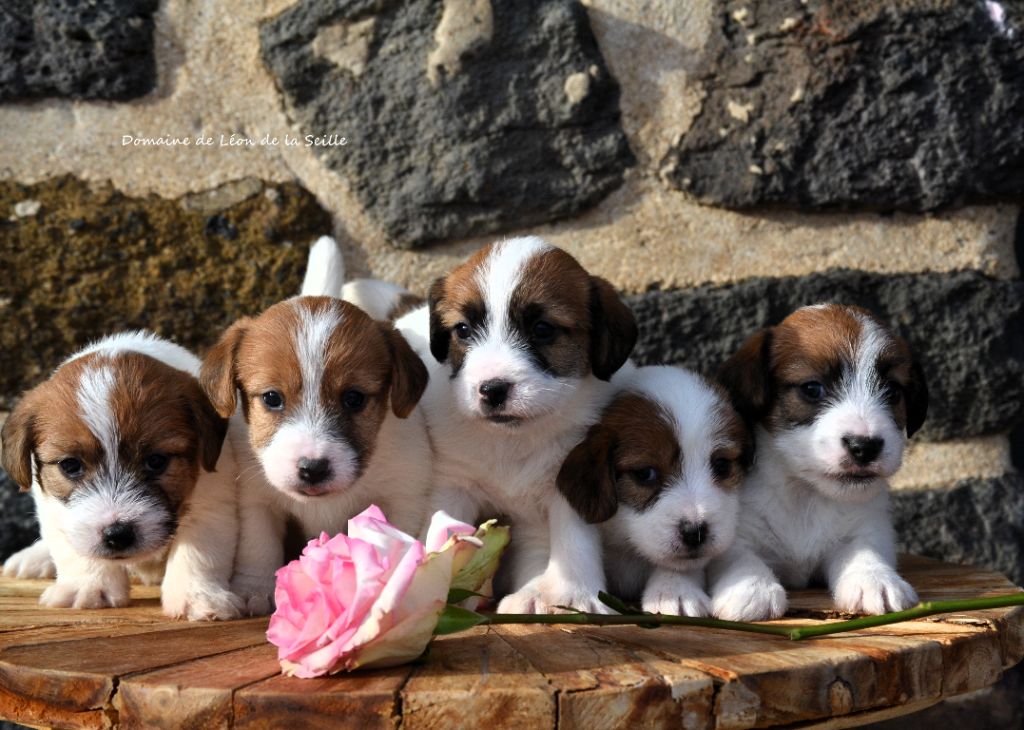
[{"xmin": 479, "ymin": 593, "xmax": 1024, "ymax": 641}]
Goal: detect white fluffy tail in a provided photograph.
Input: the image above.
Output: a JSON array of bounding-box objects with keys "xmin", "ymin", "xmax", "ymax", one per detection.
[
  {"xmin": 301, "ymin": 236, "xmax": 345, "ymax": 298},
  {"xmin": 341, "ymin": 279, "xmax": 413, "ymax": 321}
]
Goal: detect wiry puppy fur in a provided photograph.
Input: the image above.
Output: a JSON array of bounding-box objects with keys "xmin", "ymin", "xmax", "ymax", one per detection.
[
  {"xmin": 201, "ymin": 295, "xmax": 431, "ymax": 616},
  {"xmin": 391, "ymin": 236, "xmax": 638, "ymax": 614},
  {"xmin": 1, "ymin": 332, "xmax": 241, "ymax": 620},
  {"xmin": 708, "ymin": 304, "xmax": 928, "ymax": 620},
  {"xmin": 558, "ymin": 366, "xmax": 751, "ymax": 616}
]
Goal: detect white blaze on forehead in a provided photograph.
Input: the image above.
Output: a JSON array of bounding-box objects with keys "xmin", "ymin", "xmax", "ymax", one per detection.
[
  {"xmin": 293, "ymin": 301, "xmax": 343, "ymax": 429},
  {"xmin": 474, "ymin": 236, "xmax": 553, "ymax": 342},
  {"xmin": 77, "ymin": 363, "xmax": 119, "ymax": 470},
  {"xmin": 844, "ymin": 312, "xmax": 891, "ymax": 409}
]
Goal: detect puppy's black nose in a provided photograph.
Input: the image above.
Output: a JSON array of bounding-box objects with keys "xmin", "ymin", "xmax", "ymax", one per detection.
[
  {"xmin": 842, "ymin": 435, "xmax": 884, "ymax": 465},
  {"xmin": 297, "ymin": 458, "xmax": 331, "ymax": 485},
  {"xmin": 678, "ymin": 521, "xmax": 709, "ymax": 549},
  {"xmin": 479, "ymin": 379, "xmax": 511, "ymax": 407},
  {"xmin": 102, "ymin": 522, "xmax": 136, "ymax": 552}
]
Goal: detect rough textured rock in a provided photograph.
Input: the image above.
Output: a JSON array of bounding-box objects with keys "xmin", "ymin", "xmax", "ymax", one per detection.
[
  {"xmin": 0, "ymin": 0, "xmax": 159, "ymax": 101},
  {"xmin": 662, "ymin": 0, "xmax": 1024, "ymax": 211},
  {"xmin": 0, "ymin": 176, "xmax": 332, "ymax": 409},
  {"xmin": 0, "ymin": 469, "xmax": 37, "ymax": 562},
  {"xmin": 260, "ymin": 0, "xmax": 633, "ymax": 249},
  {"xmin": 893, "ymin": 474, "xmax": 1024, "ymax": 586},
  {"xmin": 627, "ymin": 269, "xmax": 1024, "ymax": 441}
]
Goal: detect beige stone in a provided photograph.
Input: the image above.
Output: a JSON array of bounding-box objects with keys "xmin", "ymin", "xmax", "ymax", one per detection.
[
  {"xmin": 312, "ymin": 16, "xmax": 377, "ymax": 78},
  {"xmin": 0, "ymin": 0, "xmax": 1017, "ymax": 297},
  {"xmin": 427, "ymin": 0, "xmax": 494, "ymax": 87},
  {"xmin": 891, "ymin": 435, "xmax": 1014, "ymax": 491}
]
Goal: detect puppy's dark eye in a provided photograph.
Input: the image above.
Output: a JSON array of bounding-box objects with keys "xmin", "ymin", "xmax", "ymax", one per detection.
[
  {"xmin": 454, "ymin": 323, "xmax": 472, "ymax": 340},
  {"xmin": 58, "ymin": 458, "xmax": 84, "ymax": 479},
  {"xmin": 262, "ymin": 390, "xmax": 284, "ymax": 410},
  {"xmin": 144, "ymin": 453, "xmax": 169, "ymax": 476},
  {"xmin": 531, "ymin": 320, "xmax": 556, "ymax": 343},
  {"xmin": 799, "ymin": 381, "xmax": 826, "ymax": 401},
  {"xmin": 711, "ymin": 457, "xmax": 733, "ymax": 480},
  {"xmin": 883, "ymin": 380, "xmax": 903, "ymax": 404},
  {"xmin": 631, "ymin": 467, "xmax": 659, "ymax": 486},
  {"xmin": 342, "ymin": 389, "xmax": 366, "ymax": 411}
]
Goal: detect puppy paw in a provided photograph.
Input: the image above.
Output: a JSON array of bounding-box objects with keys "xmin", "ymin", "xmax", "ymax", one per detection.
[
  {"xmin": 230, "ymin": 575, "xmax": 276, "ymax": 616},
  {"xmin": 497, "ymin": 578, "xmax": 611, "ymax": 615},
  {"xmin": 643, "ymin": 585, "xmax": 711, "ymax": 617},
  {"xmin": 40, "ymin": 580, "xmax": 130, "ymax": 610},
  {"xmin": 833, "ymin": 569, "xmax": 918, "ymax": 615},
  {"xmin": 2, "ymin": 542, "xmax": 56, "ymax": 579},
  {"xmin": 711, "ymin": 576, "xmax": 787, "ymax": 621},
  {"xmin": 163, "ymin": 584, "xmax": 245, "ymax": 622}
]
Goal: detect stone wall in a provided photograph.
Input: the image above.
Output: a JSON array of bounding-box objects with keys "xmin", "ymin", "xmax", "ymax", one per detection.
[{"xmin": 0, "ymin": 0, "xmax": 1021, "ymax": 725}]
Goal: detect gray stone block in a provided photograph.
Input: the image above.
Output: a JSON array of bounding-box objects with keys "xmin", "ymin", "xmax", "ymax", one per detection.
[
  {"xmin": 892, "ymin": 474, "xmax": 1024, "ymax": 587},
  {"xmin": 662, "ymin": 0, "xmax": 1024, "ymax": 212},
  {"xmin": 627, "ymin": 269, "xmax": 1024, "ymax": 441},
  {"xmin": 0, "ymin": 468, "xmax": 37, "ymax": 562},
  {"xmin": 260, "ymin": 0, "xmax": 634, "ymax": 249},
  {"xmin": 0, "ymin": 0, "xmax": 159, "ymax": 101}
]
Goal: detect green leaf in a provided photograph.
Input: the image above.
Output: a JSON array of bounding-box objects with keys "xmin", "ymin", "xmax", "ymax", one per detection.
[
  {"xmin": 434, "ymin": 605, "xmax": 490, "ymax": 636},
  {"xmin": 597, "ymin": 591, "xmax": 632, "ymax": 615},
  {"xmin": 449, "ymin": 521, "xmax": 511, "ymax": 594},
  {"xmin": 446, "ymin": 588, "xmax": 485, "ymax": 605}
]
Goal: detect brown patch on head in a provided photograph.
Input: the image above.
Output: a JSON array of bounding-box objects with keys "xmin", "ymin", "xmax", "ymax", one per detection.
[
  {"xmin": 428, "ymin": 240, "xmax": 636, "ymax": 381},
  {"xmin": 221, "ymin": 297, "xmax": 426, "ymax": 475},
  {"xmin": 10, "ymin": 350, "xmax": 225, "ymax": 515},
  {"xmin": 558, "ymin": 393, "xmax": 679, "ymax": 523},
  {"xmin": 719, "ymin": 304, "xmax": 927, "ymax": 436}
]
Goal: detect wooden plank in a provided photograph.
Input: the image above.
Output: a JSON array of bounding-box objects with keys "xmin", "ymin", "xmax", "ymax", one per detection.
[
  {"xmin": 0, "ymin": 619, "xmax": 268, "ymax": 715},
  {"xmin": 493, "ymin": 624, "xmax": 712, "ymax": 730},
  {"xmin": 589, "ymin": 626, "xmax": 925, "ymax": 730},
  {"xmin": 234, "ymin": 665, "xmax": 411, "ymax": 730},
  {"xmin": 401, "ymin": 627, "xmax": 554, "ymax": 729},
  {"xmin": 118, "ymin": 644, "xmax": 282, "ymax": 730}
]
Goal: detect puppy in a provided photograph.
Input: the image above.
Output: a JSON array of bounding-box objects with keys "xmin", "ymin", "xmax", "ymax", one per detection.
[
  {"xmin": 201, "ymin": 248, "xmax": 431, "ymax": 615},
  {"xmin": 708, "ymin": 304, "xmax": 928, "ymax": 620},
  {"xmin": 1, "ymin": 332, "xmax": 242, "ymax": 620},
  {"xmin": 388, "ymin": 236, "xmax": 638, "ymax": 613},
  {"xmin": 557, "ymin": 366, "xmax": 752, "ymax": 616}
]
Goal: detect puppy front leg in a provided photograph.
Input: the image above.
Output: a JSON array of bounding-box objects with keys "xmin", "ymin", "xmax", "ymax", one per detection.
[
  {"xmin": 231, "ymin": 497, "xmax": 286, "ymax": 616},
  {"xmin": 642, "ymin": 567, "xmax": 711, "ymax": 617},
  {"xmin": 708, "ymin": 544, "xmax": 787, "ymax": 621},
  {"xmin": 3, "ymin": 539, "xmax": 56, "ymax": 579},
  {"xmin": 498, "ymin": 495, "xmax": 611, "ymax": 615},
  {"xmin": 40, "ymin": 529, "xmax": 130, "ymax": 609},
  {"xmin": 419, "ymin": 484, "xmax": 484, "ymax": 540},
  {"xmin": 827, "ymin": 523, "xmax": 917, "ymax": 615},
  {"xmin": 161, "ymin": 467, "xmax": 244, "ymax": 621}
]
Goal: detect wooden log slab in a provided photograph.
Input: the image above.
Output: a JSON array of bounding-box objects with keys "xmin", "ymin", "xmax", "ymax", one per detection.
[{"xmin": 0, "ymin": 556, "xmax": 1020, "ymax": 730}]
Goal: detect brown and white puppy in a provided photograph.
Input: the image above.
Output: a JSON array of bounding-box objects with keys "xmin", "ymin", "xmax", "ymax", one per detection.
[
  {"xmin": 201, "ymin": 293, "xmax": 431, "ymax": 615},
  {"xmin": 1, "ymin": 332, "xmax": 241, "ymax": 620},
  {"xmin": 391, "ymin": 236, "xmax": 638, "ymax": 614},
  {"xmin": 708, "ymin": 304, "xmax": 928, "ymax": 620},
  {"xmin": 558, "ymin": 366, "xmax": 752, "ymax": 615}
]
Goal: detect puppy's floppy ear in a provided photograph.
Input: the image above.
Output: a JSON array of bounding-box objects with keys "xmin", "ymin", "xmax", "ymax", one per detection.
[
  {"xmin": 200, "ymin": 318, "xmax": 250, "ymax": 418},
  {"xmin": 717, "ymin": 328, "xmax": 774, "ymax": 426},
  {"xmin": 2, "ymin": 390, "xmax": 39, "ymax": 491},
  {"xmin": 588, "ymin": 276, "xmax": 638, "ymax": 381},
  {"xmin": 556, "ymin": 423, "xmax": 619, "ymax": 524},
  {"xmin": 382, "ymin": 324, "xmax": 429, "ymax": 418},
  {"xmin": 427, "ymin": 276, "xmax": 450, "ymax": 364},
  {"xmin": 904, "ymin": 354, "xmax": 929, "ymax": 438},
  {"xmin": 182, "ymin": 379, "xmax": 229, "ymax": 472}
]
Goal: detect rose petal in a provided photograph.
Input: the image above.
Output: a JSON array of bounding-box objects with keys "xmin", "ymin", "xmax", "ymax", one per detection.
[{"xmin": 424, "ymin": 511, "xmax": 477, "ymax": 553}]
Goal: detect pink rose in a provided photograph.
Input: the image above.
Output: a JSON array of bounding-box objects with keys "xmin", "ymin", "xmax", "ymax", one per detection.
[{"xmin": 267, "ymin": 505, "xmax": 494, "ymax": 677}]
